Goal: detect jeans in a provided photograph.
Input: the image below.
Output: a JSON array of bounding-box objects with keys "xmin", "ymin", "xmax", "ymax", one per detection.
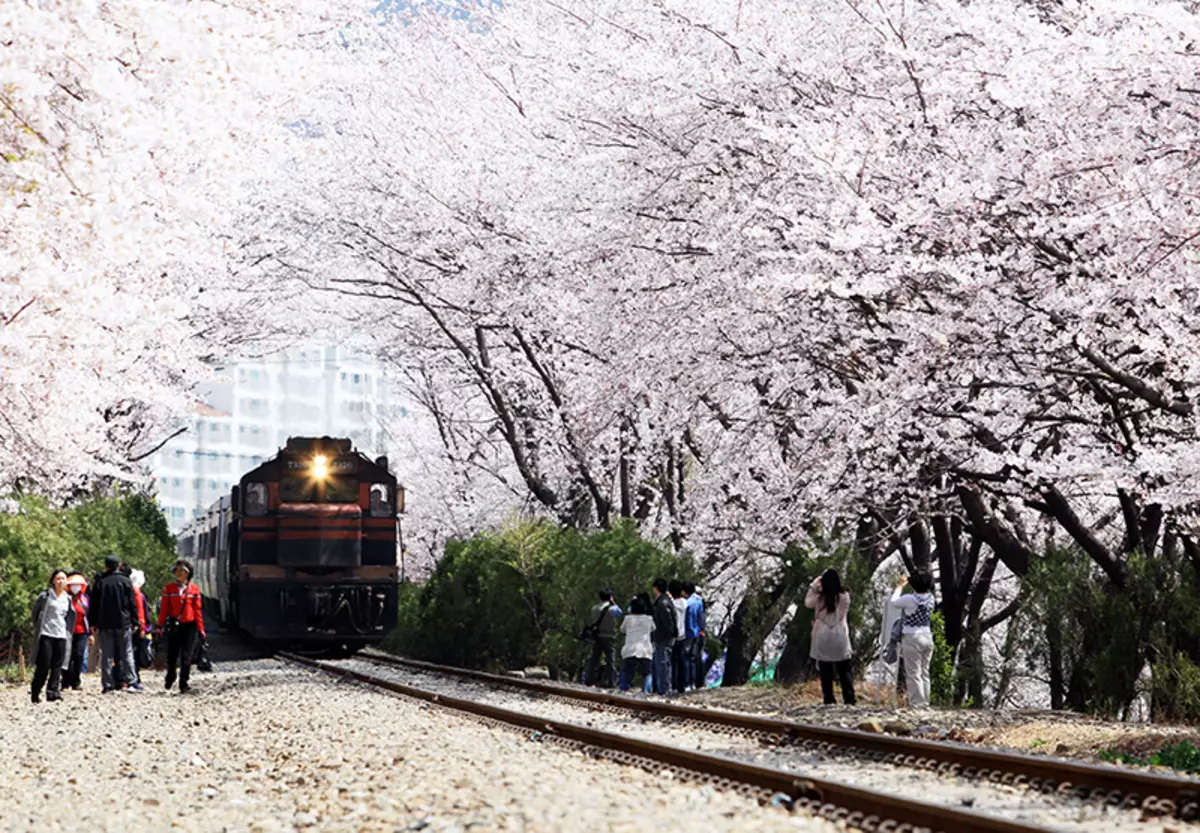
[
  {"xmin": 652, "ymin": 640, "xmax": 673, "ymax": 695},
  {"xmin": 618, "ymin": 657, "xmax": 652, "ymax": 692},
  {"xmin": 817, "ymin": 659, "xmax": 857, "ymax": 705},
  {"xmin": 586, "ymin": 637, "xmax": 616, "ymax": 687},
  {"xmin": 682, "ymin": 637, "xmax": 701, "ymax": 689},
  {"xmin": 31, "ymin": 636, "xmax": 67, "ymax": 701},
  {"xmin": 63, "ymin": 632, "xmax": 88, "ymax": 689},
  {"xmin": 901, "ymin": 631, "xmax": 935, "ymax": 708},
  {"xmin": 166, "ymin": 622, "xmax": 199, "ymax": 690},
  {"xmin": 99, "ymin": 628, "xmax": 136, "ymax": 691}
]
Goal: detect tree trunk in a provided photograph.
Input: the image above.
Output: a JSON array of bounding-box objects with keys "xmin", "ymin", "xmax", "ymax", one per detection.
[
  {"xmin": 721, "ymin": 578, "xmax": 796, "ymax": 687},
  {"xmin": 1047, "ymin": 620, "xmax": 1065, "ymax": 711}
]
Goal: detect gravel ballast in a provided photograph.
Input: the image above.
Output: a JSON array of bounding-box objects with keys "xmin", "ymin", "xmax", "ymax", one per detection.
[
  {"xmin": 0, "ymin": 660, "xmax": 839, "ymax": 832},
  {"xmin": 338, "ymin": 658, "xmax": 1181, "ymax": 832}
]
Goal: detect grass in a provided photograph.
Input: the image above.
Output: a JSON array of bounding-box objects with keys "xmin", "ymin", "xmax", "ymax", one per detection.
[{"xmin": 1098, "ymin": 741, "xmax": 1200, "ymax": 775}]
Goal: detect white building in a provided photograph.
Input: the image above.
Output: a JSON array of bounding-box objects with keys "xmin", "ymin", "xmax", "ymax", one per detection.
[{"xmin": 150, "ymin": 347, "xmax": 400, "ymax": 530}]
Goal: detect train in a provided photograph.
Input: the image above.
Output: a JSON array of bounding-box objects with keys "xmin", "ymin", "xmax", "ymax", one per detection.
[{"xmin": 177, "ymin": 436, "xmax": 404, "ymax": 654}]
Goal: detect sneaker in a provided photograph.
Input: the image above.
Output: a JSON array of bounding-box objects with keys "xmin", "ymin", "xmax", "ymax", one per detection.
[
  {"xmin": 128, "ymin": 683, "xmax": 145, "ymax": 692},
  {"xmin": 164, "ymin": 675, "xmax": 175, "ymax": 691},
  {"xmin": 179, "ymin": 683, "xmax": 191, "ymax": 694},
  {"xmin": 31, "ymin": 695, "xmax": 40, "ymax": 704}
]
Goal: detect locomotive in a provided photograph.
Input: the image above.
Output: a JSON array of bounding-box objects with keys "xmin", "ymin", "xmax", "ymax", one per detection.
[{"xmin": 178, "ymin": 436, "xmax": 404, "ymax": 653}]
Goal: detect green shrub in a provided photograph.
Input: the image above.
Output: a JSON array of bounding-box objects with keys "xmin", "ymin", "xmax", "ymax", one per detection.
[
  {"xmin": 930, "ymin": 610, "xmax": 955, "ymax": 706},
  {"xmin": 1149, "ymin": 651, "xmax": 1200, "ymax": 724},
  {"xmin": 0, "ymin": 490, "xmax": 177, "ymax": 646},
  {"xmin": 384, "ymin": 518, "xmax": 696, "ymax": 678},
  {"xmin": 1099, "ymin": 741, "xmax": 1200, "ymax": 775}
]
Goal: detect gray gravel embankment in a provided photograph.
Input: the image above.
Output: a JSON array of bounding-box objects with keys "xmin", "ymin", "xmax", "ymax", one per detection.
[
  {"xmin": 337, "ymin": 659, "xmax": 1175, "ymax": 833},
  {"xmin": 0, "ymin": 660, "xmax": 838, "ymax": 832}
]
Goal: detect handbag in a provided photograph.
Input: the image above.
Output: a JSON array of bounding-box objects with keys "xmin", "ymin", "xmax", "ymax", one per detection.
[
  {"xmin": 193, "ymin": 637, "xmax": 213, "ymax": 672},
  {"xmin": 576, "ymin": 603, "xmax": 613, "ymax": 642},
  {"xmin": 135, "ymin": 637, "xmax": 154, "ymax": 669}
]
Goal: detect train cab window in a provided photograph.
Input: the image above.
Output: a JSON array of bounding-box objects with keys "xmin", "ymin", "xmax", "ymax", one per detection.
[
  {"xmin": 280, "ymin": 475, "xmax": 317, "ymax": 502},
  {"xmin": 324, "ymin": 476, "xmax": 358, "ymax": 502},
  {"xmin": 245, "ymin": 483, "xmax": 268, "ymax": 516},
  {"xmin": 369, "ymin": 484, "xmax": 391, "ymax": 517}
]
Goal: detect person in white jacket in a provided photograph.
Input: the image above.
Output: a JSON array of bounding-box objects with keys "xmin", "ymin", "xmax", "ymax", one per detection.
[
  {"xmin": 888, "ymin": 571, "xmax": 936, "ymax": 708},
  {"xmin": 804, "ymin": 569, "xmax": 857, "ymax": 705}
]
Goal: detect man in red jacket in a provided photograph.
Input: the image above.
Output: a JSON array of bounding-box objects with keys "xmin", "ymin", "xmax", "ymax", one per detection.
[{"xmin": 158, "ymin": 560, "xmax": 205, "ymax": 694}]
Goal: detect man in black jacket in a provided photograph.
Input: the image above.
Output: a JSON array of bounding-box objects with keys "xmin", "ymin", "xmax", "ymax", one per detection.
[
  {"xmin": 90, "ymin": 554, "xmax": 139, "ymax": 692},
  {"xmin": 650, "ymin": 578, "xmax": 676, "ymax": 695}
]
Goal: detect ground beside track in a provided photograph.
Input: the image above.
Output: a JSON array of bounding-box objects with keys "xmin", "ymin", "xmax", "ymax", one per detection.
[
  {"xmin": 680, "ymin": 682, "xmax": 1200, "ymax": 767},
  {"xmin": 0, "ymin": 658, "xmax": 840, "ymax": 832}
]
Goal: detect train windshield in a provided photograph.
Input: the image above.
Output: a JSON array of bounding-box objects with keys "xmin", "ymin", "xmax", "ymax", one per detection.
[
  {"xmin": 324, "ymin": 476, "xmax": 358, "ymax": 502},
  {"xmin": 279, "ymin": 474, "xmax": 359, "ymax": 503}
]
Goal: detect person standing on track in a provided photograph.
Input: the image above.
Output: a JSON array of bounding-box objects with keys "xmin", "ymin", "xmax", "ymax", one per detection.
[
  {"xmin": 158, "ymin": 560, "xmax": 205, "ymax": 694},
  {"xmin": 90, "ymin": 554, "xmax": 139, "ymax": 693},
  {"xmin": 30, "ymin": 569, "xmax": 75, "ymax": 703},
  {"xmin": 804, "ymin": 568, "xmax": 857, "ymax": 706},
  {"xmin": 62, "ymin": 572, "xmax": 91, "ymax": 690}
]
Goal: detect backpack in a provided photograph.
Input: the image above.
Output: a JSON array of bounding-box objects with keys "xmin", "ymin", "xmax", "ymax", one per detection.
[{"xmin": 577, "ymin": 603, "xmax": 612, "ymax": 643}]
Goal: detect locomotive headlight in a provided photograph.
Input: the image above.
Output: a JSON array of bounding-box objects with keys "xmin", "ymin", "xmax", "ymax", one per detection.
[{"xmin": 312, "ymin": 454, "xmax": 329, "ymax": 480}]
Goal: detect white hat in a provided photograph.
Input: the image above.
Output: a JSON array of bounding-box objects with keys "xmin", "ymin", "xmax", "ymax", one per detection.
[{"xmin": 130, "ymin": 569, "xmax": 146, "ymax": 589}]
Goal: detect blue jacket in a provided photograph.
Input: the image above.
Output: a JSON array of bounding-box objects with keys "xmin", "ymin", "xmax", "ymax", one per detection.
[{"xmin": 685, "ymin": 595, "xmax": 706, "ymax": 639}]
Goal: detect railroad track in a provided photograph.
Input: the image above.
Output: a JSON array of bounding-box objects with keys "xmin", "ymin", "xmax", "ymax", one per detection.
[
  {"xmin": 283, "ymin": 651, "xmax": 1067, "ymax": 833},
  {"xmin": 354, "ymin": 651, "xmax": 1200, "ymax": 823}
]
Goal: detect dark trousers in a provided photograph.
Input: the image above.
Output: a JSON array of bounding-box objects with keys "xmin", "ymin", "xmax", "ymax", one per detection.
[
  {"xmin": 652, "ymin": 640, "xmax": 673, "ymax": 695},
  {"xmin": 586, "ymin": 637, "xmax": 616, "ymax": 687},
  {"xmin": 683, "ymin": 636, "xmax": 702, "ymax": 689},
  {"xmin": 165, "ymin": 622, "xmax": 198, "ymax": 690},
  {"xmin": 63, "ymin": 633, "xmax": 88, "ymax": 689},
  {"xmin": 818, "ymin": 659, "xmax": 857, "ymax": 705},
  {"xmin": 671, "ymin": 641, "xmax": 687, "ymax": 692},
  {"xmin": 31, "ymin": 636, "xmax": 67, "ymax": 702},
  {"xmin": 619, "ymin": 657, "xmax": 652, "ymax": 692}
]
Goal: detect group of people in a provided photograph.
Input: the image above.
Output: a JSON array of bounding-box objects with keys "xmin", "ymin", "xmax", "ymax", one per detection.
[
  {"xmin": 805, "ymin": 568, "xmax": 936, "ymax": 709},
  {"xmin": 584, "ymin": 578, "xmax": 706, "ymax": 695},
  {"xmin": 29, "ymin": 555, "xmax": 207, "ymax": 704}
]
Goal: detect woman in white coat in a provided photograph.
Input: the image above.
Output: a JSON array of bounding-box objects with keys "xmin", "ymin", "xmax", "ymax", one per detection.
[{"xmin": 804, "ymin": 569, "xmax": 857, "ymax": 705}]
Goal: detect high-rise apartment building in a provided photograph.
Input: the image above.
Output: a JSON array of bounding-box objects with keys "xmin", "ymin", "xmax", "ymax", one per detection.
[{"xmin": 150, "ymin": 347, "xmax": 399, "ymax": 530}]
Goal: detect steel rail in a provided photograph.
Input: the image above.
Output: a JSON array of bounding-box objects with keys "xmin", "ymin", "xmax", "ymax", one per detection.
[
  {"xmin": 280, "ymin": 652, "xmax": 1052, "ymax": 833},
  {"xmin": 359, "ymin": 651, "xmax": 1200, "ymax": 819}
]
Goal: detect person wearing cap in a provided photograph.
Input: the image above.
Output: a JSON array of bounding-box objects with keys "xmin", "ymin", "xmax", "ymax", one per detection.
[
  {"xmin": 158, "ymin": 559, "xmax": 205, "ymax": 693},
  {"xmin": 62, "ymin": 572, "xmax": 92, "ymax": 690},
  {"xmin": 89, "ymin": 554, "xmax": 139, "ymax": 693},
  {"xmin": 129, "ymin": 569, "xmax": 154, "ymax": 677}
]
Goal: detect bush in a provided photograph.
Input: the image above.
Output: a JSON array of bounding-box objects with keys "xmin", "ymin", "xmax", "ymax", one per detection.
[
  {"xmin": 930, "ymin": 610, "xmax": 955, "ymax": 706},
  {"xmin": 384, "ymin": 518, "xmax": 697, "ymax": 677},
  {"xmin": 0, "ymin": 490, "xmax": 177, "ymax": 646},
  {"xmin": 1149, "ymin": 651, "xmax": 1200, "ymax": 724}
]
